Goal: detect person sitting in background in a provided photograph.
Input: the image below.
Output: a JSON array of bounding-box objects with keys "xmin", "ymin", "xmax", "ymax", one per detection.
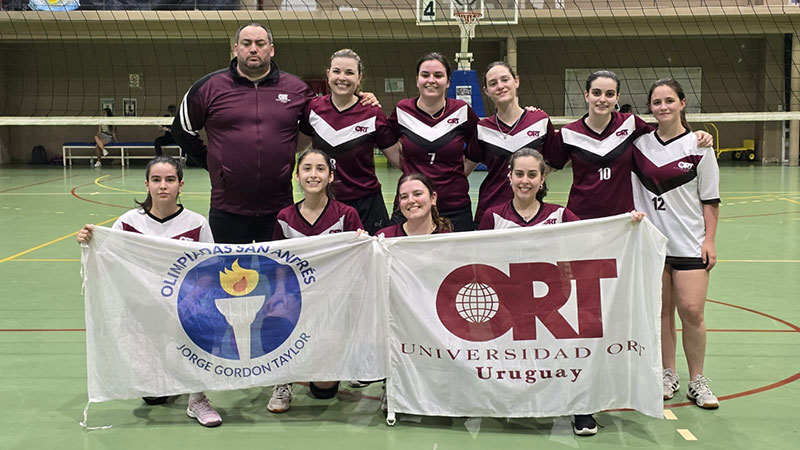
[{"xmin": 93, "ymin": 108, "xmax": 116, "ymax": 168}]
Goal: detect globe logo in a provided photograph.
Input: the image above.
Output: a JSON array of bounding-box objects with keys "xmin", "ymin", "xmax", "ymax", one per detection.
[{"xmin": 455, "ymin": 282, "xmax": 499, "ymax": 323}]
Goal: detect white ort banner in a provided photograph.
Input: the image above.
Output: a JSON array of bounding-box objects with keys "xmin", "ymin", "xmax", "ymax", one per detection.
[
  {"xmin": 81, "ymin": 228, "xmax": 387, "ymax": 403},
  {"xmin": 382, "ymin": 215, "xmax": 667, "ymax": 419}
]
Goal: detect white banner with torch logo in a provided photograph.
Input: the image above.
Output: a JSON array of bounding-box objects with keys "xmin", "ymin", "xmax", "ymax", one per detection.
[
  {"xmin": 81, "ymin": 228, "xmax": 387, "ymax": 402},
  {"xmin": 382, "ymin": 215, "xmax": 667, "ymax": 419}
]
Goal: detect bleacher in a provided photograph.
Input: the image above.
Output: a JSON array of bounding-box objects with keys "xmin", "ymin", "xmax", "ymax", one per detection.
[{"xmin": 61, "ymin": 142, "xmax": 182, "ymax": 166}]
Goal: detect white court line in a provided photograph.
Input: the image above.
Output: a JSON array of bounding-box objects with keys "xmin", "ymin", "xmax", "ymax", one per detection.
[{"xmin": 664, "ymin": 410, "xmax": 678, "ymax": 420}]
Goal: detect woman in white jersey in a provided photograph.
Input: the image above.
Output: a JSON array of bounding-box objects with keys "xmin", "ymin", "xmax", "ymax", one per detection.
[
  {"xmin": 632, "ymin": 78, "xmax": 720, "ymax": 409},
  {"xmin": 77, "ymin": 156, "xmax": 222, "ymax": 427}
]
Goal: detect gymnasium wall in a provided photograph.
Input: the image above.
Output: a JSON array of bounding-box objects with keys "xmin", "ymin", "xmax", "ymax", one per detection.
[{"xmin": 0, "ymin": 33, "xmax": 783, "ymax": 162}]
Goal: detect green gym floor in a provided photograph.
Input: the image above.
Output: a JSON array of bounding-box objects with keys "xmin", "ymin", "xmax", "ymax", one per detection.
[{"xmin": 1, "ymin": 161, "xmax": 798, "ymax": 450}]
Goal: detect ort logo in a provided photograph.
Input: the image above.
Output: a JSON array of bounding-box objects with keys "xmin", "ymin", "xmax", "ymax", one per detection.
[
  {"xmin": 177, "ymin": 255, "xmax": 302, "ymax": 362},
  {"xmin": 447, "ymin": 118, "xmax": 460, "ymax": 124},
  {"xmin": 436, "ymin": 260, "xmax": 617, "ymax": 342},
  {"xmin": 677, "ymin": 161, "xmax": 694, "ymax": 171},
  {"xmin": 354, "ymin": 125, "xmax": 369, "ymax": 133},
  {"xmin": 527, "ymin": 130, "xmax": 540, "ymax": 138},
  {"xmin": 615, "ymin": 129, "xmax": 629, "ymax": 137}
]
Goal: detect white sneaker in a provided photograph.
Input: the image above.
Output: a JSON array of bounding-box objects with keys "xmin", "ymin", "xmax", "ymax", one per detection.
[
  {"xmin": 268, "ymin": 383, "xmax": 293, "ymax": 413},
  {"xmin": 186, "ymin": 394, "xmax": 222, "ymax": 427},
  {"xmin": 102, "ymin": 148, "xmax": 108, "ymax": 156},
  {"xmin": 348, "ymin": 380, "xmax": 372, "ymax": 388},
  {"xmin": 687, "ymin": 374, "xmax": 719, "ymax": 409},
  {"xmin": 663, "ymin": 368, "xmax": 680, "ymax": 400},
  {"xmin": 93, "ymin": 161, "xmax": 102, "ymax": 168}
]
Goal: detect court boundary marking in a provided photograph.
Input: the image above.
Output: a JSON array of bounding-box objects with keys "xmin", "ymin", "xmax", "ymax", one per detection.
[{"xmin": 0, "ymin": 174, "xmax": 77, "ymax": 193}]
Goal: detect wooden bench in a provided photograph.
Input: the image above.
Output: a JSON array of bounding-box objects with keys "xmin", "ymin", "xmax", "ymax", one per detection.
[{"xmin": 62, "ymin": 142, "xmax": 183, "ymax": 166}]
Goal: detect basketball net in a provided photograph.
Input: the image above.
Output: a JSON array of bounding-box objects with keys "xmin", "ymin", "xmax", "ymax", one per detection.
[
  {"xmin": 454, "ymin": 10, "xmax": 482, "ymax": 40},
  {"xmin": 454, "ymin": 10, "xmax": 481, "ymax": 71}
]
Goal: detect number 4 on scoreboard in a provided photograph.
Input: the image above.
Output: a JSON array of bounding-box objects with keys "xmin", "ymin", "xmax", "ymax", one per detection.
[{"xmin": 422, "ymin": 0, "xmax": 436, "ymax": 21}]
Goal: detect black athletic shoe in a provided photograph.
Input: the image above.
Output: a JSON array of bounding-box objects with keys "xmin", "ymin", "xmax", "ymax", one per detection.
[
  {"xmin": 573, "ymin": 414, "xmax": 598, "ymax": 436},
  {"xmin": 143, "ymin": 396, "xmax": 169, "ymax": 405}
]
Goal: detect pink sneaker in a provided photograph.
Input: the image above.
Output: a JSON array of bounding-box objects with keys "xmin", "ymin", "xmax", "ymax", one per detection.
[{"xmin": 187, "ymin": 394, "xmax": 222, "ymax": 427}]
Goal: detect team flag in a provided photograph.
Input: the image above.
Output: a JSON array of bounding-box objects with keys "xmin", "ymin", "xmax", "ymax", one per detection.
[
  {"xmin": 81, "ymin": 228, "xmax": 387, "ymax": 402},
  {"xmin": 381, "ymin": 215, "xmax": 668, "ymax": 419}
]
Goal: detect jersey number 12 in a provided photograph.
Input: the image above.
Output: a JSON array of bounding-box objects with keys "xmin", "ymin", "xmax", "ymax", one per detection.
[{"xmin": 651, "ymin": 196, "xmax": 666, "ymax": 211}]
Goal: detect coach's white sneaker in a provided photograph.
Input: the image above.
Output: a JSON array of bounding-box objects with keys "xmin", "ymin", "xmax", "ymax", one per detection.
[
  {"xmin": 663, "ymin": 368, "xmax": 680, "ymax": 400},
  {"xmin": 268, "ymin": 383, "xmax": 293, "ymax": 413},
  {"xmin": 93, "ymin": 161, "xmax": 102, "ymax": 168},
  {"xmin": 687, "ymin": 374, "xmax": 719, "ymax": 409}
]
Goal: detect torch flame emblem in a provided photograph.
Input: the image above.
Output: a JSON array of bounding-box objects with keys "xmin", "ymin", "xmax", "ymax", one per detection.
[{"xmin": 219, "ymin": 259, "xmax": 258, "ymax": 296}]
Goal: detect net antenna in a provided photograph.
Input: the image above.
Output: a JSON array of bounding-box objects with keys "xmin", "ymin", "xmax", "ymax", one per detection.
[{"xmin": 454, "ymin": 3, "xmax": 482, "ymax": 71}]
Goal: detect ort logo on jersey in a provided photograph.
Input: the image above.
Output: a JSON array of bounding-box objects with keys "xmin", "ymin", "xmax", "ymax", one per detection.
[
  {"xmin": 436, "ymin": 260, "xmax": 617, "ymax": 342},
  {"xmin": 354, "ymin": 125, "xmax": 369, "ymax": 133},
  {"xmin": 447, "ymin": 118, "xmax": 460, "ymax": 124},
  {"xmin": 276, "ymin": 94, "xmax": 290, "ymax": 104},
  {"xmin": 615, "ymin": 129, "xmax": 629, "ymax": 137},
  {"xmin": 527, "ymin": 130, "xmax": 541, "ymax": 138},
  {"xmin": 677, "ymin": 161, "xmax": 694, "ymax": 171},
  {"xmin": 176, "ymin": 255, "xmax": 302, "ymax": 361}
]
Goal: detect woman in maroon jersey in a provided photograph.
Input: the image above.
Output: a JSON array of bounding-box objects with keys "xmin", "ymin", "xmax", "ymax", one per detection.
[
  {"xmin": 478, "ymin": 148, "xmax": 578, "ymax": 229},
  {"xmin": 376, "ymin": 173, "xmax": 452, "ymax": 237},
  {"xmin": 266, "ymin": 148, "xmax": 362, "ymax": 414},
  {"xmin": 468, "ymin": 61, "xmax": 556, "ymax": 227},
  {"xmin": 388, "ymin": 52, "xmax": 480, "ymax": 232},
  {"xmin": 300, "ymin": 49, "xmax": 401, "ymax": 234}
]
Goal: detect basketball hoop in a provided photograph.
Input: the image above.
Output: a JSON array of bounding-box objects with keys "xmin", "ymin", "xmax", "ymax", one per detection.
[{"xmin": 454, "ymin": 11, "xmax": 482, "ymax": 39}]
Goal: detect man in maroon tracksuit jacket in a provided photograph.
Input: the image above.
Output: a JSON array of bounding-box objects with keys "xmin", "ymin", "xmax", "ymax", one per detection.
[{"xmin": 172, "ymin": 23, "xmax": 316, "ymax": 243}]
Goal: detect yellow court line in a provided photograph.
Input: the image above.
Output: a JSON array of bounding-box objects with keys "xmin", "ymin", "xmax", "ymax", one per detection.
[
  {"xmin": 780, "ymin": 197, "xmax": 800, "ymax": 206},
  {"xmin": 94, "ymin": 174, "xmax": 143, "ymax": 194},
  {"xmin": 12, "ymin": 258, "xmax": 80, "ymax": 262},
  {"xmin": 677, "ymin": 429, "xmax": 698, "ymax": 441},
  {"xmin": 663, "ymin": 410, "xmax": 678, "ymax": 420},
  {"xmin": 0, "ymin": 217, "xmax": 118, "ymax": 264}
]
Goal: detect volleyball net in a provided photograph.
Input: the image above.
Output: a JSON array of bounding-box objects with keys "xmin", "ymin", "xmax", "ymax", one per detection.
[{"xmin": 1, "ymin": 0, "xmax": 800, "ymax": 163}]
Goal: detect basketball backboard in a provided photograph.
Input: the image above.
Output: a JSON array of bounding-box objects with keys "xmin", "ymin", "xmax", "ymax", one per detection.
[{"xmin": 416, "ymin": 0, "xmax": 519, "ymax": 26}]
